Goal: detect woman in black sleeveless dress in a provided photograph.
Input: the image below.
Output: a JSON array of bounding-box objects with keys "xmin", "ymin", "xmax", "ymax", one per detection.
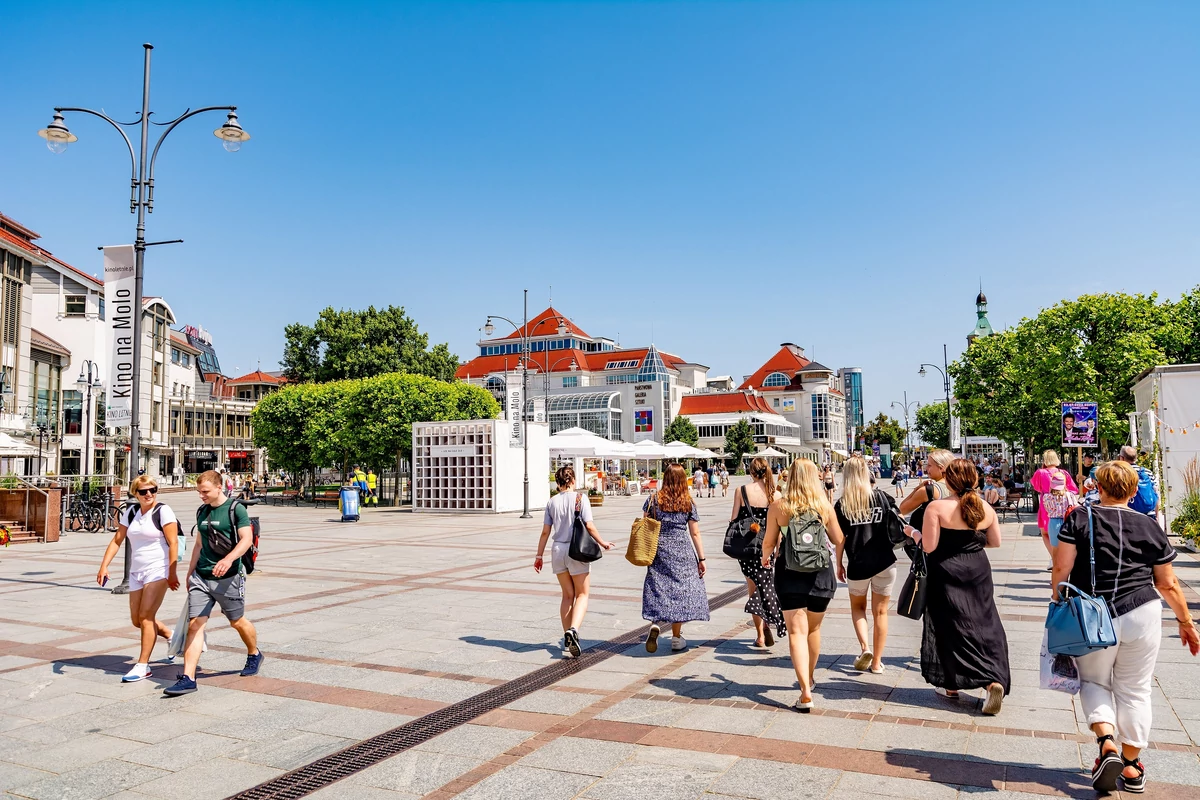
[
  {"xmin": 732, "ymin": 458, "xmax": 783, "ymax": 646},
  {"xmin": 904, "ymin": 458, "xmax": 1010, "ymax": 715}
]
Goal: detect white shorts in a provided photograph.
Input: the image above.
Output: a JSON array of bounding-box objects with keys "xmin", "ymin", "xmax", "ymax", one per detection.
[
  {"xmin": 551, "ymin": 540, "xmax": 590, "ymax": 576},
  {"xmin": 128, "ymin": 565, "xmax": 169, "ymax": 592},
  {"xmin": 847, "ymin": 566, "xmax": 898, "ymax": 598}
]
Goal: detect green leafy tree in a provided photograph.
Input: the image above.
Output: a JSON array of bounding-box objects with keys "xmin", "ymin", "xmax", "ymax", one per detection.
[
  {"xmin": 914, "ymin": 401, "xmax": 951, "ymax": 450},
  {"xmin": 1163, "ymin": 285, "xmax": 1200, "ymax": 364},
  {"xmin": 281, "ymin": 305, "xmax": 460, "ymax": 383},
  {"xmin": 724, "ymin": 419, "xmax": 756, "ymax": 470},
  {"xmin": 247, "ymin": 383, "xmax": 321, "ymax": 482},
  {"xmin": 861, "ymin": 413, "xmax": 907, "ymax": 454},
  {"xmin": 664, "ymin": 415, "xmax": 699, "ymax": 446}
]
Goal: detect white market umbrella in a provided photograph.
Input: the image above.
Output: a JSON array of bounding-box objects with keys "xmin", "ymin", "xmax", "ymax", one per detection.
[
  {"xmin": 0, "ymin": 433, "xmax": 38, "ymax": 457},
  {"xmin": 662, "ymin": 441, "xmax": 700, "ymax": 460},
  {"xmin": 549, "ymin": 429, "xmax": 635, "ymax": 458},
  {"xmin": 758, "ymin": 447, "xmax": 787, "ymax": 458},
  {"xmin": 633, "ymin": 440, "xmax": 670, "ymax": 459}
]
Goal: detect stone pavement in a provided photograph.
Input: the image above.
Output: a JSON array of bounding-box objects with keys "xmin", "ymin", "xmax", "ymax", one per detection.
[{"xmin": 0, "ymin": 480, "xmax": 1198, "ymax": 799}]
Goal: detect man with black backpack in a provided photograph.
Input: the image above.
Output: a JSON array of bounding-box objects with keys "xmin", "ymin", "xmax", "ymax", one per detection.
[{"xmin": 164, "ymin": 469, "xmax": 263, "ymax": 696}]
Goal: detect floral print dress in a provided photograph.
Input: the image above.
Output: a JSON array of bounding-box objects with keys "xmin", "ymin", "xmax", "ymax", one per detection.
[{"xmin": 641, "ymin": 496, "xmax": 710, "ymax": 624}]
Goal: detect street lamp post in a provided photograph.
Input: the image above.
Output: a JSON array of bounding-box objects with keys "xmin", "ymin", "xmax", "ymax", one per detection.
[
  {"xmin": 40, "ymin": 43, "xmax": 249, "ymax": 593},
  {"xmin": 540, "ymin": 355, "xmax": 579, "ymax": 426},
  {"xmin": 77, "ymin": 361, "xmax": 103, "ymax": 479},
  {"xmin": 891, "ymin": 391, "xmax": 920, "ymax": 458},
  {"xmin": 919, "ymin": 343, "xmax": 953, "ymax": 450},
  {"xmin": 484, "ymin": 295, "xmax": 568, "ymax": 519}
]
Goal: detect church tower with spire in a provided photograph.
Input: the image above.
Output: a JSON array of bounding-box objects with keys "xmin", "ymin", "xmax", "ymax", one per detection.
[{"xmin": 967, "ymin": 287, "xmax": 994, "ymax": 346}]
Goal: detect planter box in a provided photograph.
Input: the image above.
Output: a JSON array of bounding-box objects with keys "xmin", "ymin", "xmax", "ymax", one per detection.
[{"xmin": 588, "ymin": 495, "xmax": 604, "ymax": 507}]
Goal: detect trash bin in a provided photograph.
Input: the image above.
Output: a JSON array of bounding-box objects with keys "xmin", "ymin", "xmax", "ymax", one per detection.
[{"xmin": 339, "ymin": 485, "xmax": 360, "ymax": 522}]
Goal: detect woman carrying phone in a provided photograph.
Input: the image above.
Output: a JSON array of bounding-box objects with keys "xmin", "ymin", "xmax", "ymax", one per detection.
[{"xmin": 97, "ymin": 474, "xmax": 180, "ymax": 682}]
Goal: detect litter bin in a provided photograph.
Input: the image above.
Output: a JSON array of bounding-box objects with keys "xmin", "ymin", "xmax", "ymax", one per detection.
[{"xmin": 338, "ymin": 485, "xmax": 360, "ymax": 522}]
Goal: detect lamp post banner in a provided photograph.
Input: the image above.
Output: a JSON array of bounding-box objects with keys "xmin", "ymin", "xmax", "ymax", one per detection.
[{"xmin": 103, "ymin": 245, "xmax": 136, "ymax": 428}]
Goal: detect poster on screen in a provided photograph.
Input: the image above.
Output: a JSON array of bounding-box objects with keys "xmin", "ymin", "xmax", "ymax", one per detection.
[{"xmin": 1061, "ymin": 402, "xmax": 1099, "ymax": 448}]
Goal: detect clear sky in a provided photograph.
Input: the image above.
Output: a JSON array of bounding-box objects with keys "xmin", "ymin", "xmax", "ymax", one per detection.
[{"xmin": 4, "ymin": 1, "xmax": 1199, "ymax": 424}]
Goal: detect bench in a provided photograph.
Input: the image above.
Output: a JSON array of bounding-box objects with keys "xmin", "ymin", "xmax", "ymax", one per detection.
[
  {"xmin": 996, "ymin": 491, "xmax": 1023, "ymax": 523},
  {"xmin": 314, "ymin": 490, "xmax": 342, "ymax": 508},
  {"xmin": 271, "ymin": 489, "xmax": 301, "ymax": 506}
]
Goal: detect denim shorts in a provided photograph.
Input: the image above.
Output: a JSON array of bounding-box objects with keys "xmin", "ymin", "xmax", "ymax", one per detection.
[{"xmin": 1048, "ymin": 517, "xmax": 1065, "ymax": 547}]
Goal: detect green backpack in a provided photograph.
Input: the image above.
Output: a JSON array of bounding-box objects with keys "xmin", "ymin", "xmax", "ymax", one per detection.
[{"xmin": 783, "ymin": 510, "xmax": 832, "ymax": 573}]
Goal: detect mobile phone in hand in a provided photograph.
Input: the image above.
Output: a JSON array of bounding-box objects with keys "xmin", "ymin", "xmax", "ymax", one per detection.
[{"xmin": 101, "ymin": 576, "xmax": 108, "ymax": 587}]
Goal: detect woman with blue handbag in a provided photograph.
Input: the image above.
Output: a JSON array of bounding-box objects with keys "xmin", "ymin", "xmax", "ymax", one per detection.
[{"xmin": 1052, "ymin": 461, "xmax": 1198, "ymax": 794}]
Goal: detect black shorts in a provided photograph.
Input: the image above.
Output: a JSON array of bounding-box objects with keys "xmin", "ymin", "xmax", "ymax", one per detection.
[{"xmin": 778, "ymin": 592, "xmax": 831, "ymax": 613}]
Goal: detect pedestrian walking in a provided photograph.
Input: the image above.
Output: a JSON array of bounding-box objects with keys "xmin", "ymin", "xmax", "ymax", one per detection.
[
  {"xmin": 760, "ymin": 459, "xmax": 845, "ymax": 712},
  {"xmin": 835, "ymin": 456, "xmax": 899, "ymax": 675},
  {"xmin": 891, "ymin": 465, "xmax": 905, "ymax": 498},
  {"xmin": 164, "ymin": 470, "xmax": 263, "ymax": 697},
  {"xmin": 903, "ymin": 458, "xmax": 1009, "ymax": 715},
  {"xmin": 642, "ymin": 463, "xmax": 709, "ymax": 653},
  {"xmin": 366, "ymin": 468, "xmax": 378, "ymax": 505},
  {"xmin": 1031, "ymin": 450, "xmax": 1078, "ymax": 569},
  {"xmin": 1041, "ymin": 471, "xmax": 1078, "ymax": 562},
  {"xmin": 96, "ymin": 475, "xmax": 180, "ymax": 682},
  {"xmin": 719, "ymin": 465, "xmax": 730, "ymax": 497},
  {"xmin": 1052, "ymin": 460, "xmax": 1199, "ymax": 793},
  {"xmin": 822, "ymin": 465, "xmax": 835, "ymax": 503},
  {"xmin": 693, "ymin": 466, "xmax": 707, "ymax": 499},
  {"xmin": 730, "ymin": 457, "xmax": 783, "ymax": 648},
  {"xmin": 1117, "ymin": 445, "xmax": 1161, "ymax": 520},
  {"xmin": 173, "ymin": 462, "xmax": 184, "ymax": 486},
  {"xmin": 535, "ymin": 466, "xmax": 615, "ymax": 658},
  {"xmin": 898, "ymin": 449, "xmax": 955, "ymax": 530},
  {"xmin": 708, "ymin": 468, "xmax": 718, "ymax": 498}
]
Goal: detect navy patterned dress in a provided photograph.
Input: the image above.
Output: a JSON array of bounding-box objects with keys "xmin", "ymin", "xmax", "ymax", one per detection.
[{"xmin": 642, "ymin": 496, "xmax": 711, "ymax": 624}]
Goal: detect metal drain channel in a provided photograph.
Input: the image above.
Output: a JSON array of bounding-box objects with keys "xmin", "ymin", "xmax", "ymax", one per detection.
[{"xmin": 228, "ymin": 585, "xmax": 747, "ymax": 800}]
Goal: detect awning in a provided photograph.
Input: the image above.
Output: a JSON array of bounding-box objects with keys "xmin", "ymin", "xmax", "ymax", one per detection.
[{"xmin": 0, "ymin": 433, "xmax": 38, "ymax": 457}]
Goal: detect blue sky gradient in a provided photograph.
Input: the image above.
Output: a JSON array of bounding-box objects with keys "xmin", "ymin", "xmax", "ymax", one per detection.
[{"xmin": 4, "ymin": 2, "xmax": 1199, "ymax": 421}]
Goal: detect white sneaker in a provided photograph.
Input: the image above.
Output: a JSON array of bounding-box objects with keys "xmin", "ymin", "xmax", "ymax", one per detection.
[
  {"xmin": 122, "ymin": 663, "xmax": 152, "ymax": 683},
  {"xmin": 671, "ymin": 636, "xmax": 687, "ymax": 652}
]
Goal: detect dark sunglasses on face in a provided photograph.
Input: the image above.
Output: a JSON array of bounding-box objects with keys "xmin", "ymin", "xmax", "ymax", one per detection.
[{"xmin": 137, "ymin": 487, "xmax": 158, "ymax": 496}]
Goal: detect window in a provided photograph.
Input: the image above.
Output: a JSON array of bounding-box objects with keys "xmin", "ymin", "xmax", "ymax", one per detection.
[
  {"xmin": 65, "ymin": 295, "xmax": 86, "ymax": 317},
  {"xmin": 182, "ymin": 353, "xmax": 190, "ymax": 368},
  {"xmin": 152, "ymin": 401, "xmax": 161, "ymax": 432},
  {"xmin": 152, "ymin": 361, "xmax": 162, "ymax": 384},
  {"xmin": 60, "ymin": 449, "xmax": 81, "ymax": 476},
  {"xmin": 773, "ymin": 398, "xmax": 779, "ymax": 407},
  {"xmin": 98, "ymin": 297, "xmax": 105, "ymax": 321},
  {"xmin": 605, "ymin": 374, "xmax": 639, "ymax": 385},
  {"xmin": 763, "ymin": 372, "xmax": 791, "ymax": 388},
  {"xmin": 562, "ymin": 376, "xmax": 579, "ymax": 388},
  {"xmin": 62, "ymin": 390, "xmax": 83, "ymax": 435},
  {"xmin": 171, "ymin": 348, "xmax": 180, "ymax": 364},
  {"xmin": 604, "ymin": 360, "xmax": 639, "ymax": 370},
  {"xmin": 811, "ymin": 393, "xmax": 829, "ymax": 440},
  {"xmin": 170, "ymin": 408, "xmax": 180, "ymax": 434}
]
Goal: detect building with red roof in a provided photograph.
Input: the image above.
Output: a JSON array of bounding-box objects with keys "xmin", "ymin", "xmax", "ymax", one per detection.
[{"xmin": 458, "ymin": 307, "xmax": 708, "ymax": 444}]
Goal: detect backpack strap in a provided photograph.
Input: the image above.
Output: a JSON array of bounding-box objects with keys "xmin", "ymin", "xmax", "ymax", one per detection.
[{"xmin": 151, "ymin": 505, "xmax": 164, "ymax": 534}]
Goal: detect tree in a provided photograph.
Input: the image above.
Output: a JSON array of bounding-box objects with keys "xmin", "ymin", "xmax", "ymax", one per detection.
[
  {"xmin": 281, "ymin": 305, "xmax": 460, "ymax": 383},
  {"xmin": 861, "ymin": 413, "xmax": 907, "ymax": 454},
  {"xmin": 664, "ymin": 415, "xmax": 699, "ymax": 446},
  {"xmin": 1163, "ymin": 285, "xmax": 1200, "ymax": 365},
  {"xmin": 914, "ymin": 401, "xmax": 950, "ymax": 450},
  {"xmin": 724, "ymin": 419, "xmax": 756, "ymax": 470}
]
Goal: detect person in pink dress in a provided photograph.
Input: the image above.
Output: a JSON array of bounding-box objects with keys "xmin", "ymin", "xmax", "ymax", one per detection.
[{"xmin": 1029, "ymin": 449, "xmax": 1078, "ymax": 569}]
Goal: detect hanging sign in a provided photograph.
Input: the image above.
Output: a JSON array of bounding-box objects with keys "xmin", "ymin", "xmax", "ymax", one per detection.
[
  {"xmin": 507, "ymin": 384, "xmax": 524, "ymax": 447},
  {"xmin": 1061, "ymin": 402, "xmax": 1098, "ymax": 448},
  {"xmin": 103, "ymin": 246, "xmax": 136, "ymax": 428}
]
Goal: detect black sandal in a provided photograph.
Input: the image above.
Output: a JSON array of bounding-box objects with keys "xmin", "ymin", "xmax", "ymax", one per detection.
[
  {"xmin": 1091, "ymin": 734, "xmax": 1122, "ymax": 793},
  {"xmin": 1121, "ymin": 756, "xmax": 1146, "ymax": 794}
]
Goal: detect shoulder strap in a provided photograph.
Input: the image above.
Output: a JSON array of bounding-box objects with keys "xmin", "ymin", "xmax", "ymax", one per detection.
[
  {"xmin": 1086, "ymin": 503, "xmax": 1097, "ymax": 594},
  {"xmin": 151, "ymin": 505, "xmax": 164, "ymax": 534},
  {"xmin": 228, "ymin": 498, "xmax": 243, "ymax": 535},
  {"xmin": 925, "ymin": 482, "xmax": 935, "ymax": 502},
  {"xmin": 740, "ymin": 484, "xmax": 749, "ymax": 507},
  {"xmin": 574, "ymin": 491, "xmax": 582, "ymax": 516}
]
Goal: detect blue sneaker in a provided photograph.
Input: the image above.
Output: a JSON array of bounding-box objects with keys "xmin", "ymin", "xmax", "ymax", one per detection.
[
  {"xmin": 240, "ymin": 652, "xmax": 264, "ymax": 677},
  {"xmin": 163, "ymin": 676, "xmax": 197, "ymax": 697}
]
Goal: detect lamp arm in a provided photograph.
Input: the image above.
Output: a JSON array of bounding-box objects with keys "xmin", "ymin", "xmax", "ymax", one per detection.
[
  {"xmin": 54, "ymin": 107, "xmax": 138, "ymax": 195},
  {"xmin": 147, "ymin": 106, "xmax": 236, "ymax": 185}
]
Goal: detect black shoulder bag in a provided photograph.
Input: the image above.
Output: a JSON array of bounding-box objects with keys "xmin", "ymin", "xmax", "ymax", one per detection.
[
  {"xmin": 568, "ymin": 493, "xmax": 603, "ymax": 563},
  {"xmin": 723, "ymin": 485, "xmax": 762, "ymax": 559},
  {"xmin": 897, "ymin": 546, "xmax": 929, "ymax": 620}
]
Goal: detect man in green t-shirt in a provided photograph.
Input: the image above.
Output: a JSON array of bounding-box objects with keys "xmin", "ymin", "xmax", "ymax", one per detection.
[{"xmin": 164, "ymin": 469, "xmax": 263, "ymax": 697}]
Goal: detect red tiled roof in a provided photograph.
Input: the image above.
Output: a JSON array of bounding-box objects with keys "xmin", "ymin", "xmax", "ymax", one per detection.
[
  {"xmin": 228, "ymin": 370, "xmax": 285, "ymax": 386},
  {"xmin": 456, "ymin": 347, "xmax": 687, "ymax": 380},
  {"xmin": 678, "ymin": 391, "xmax": 775, "ymax": 416},
  {"xmin": 829, "ymin": 387, "xmax": 845, "ymax": 398},
  {"xmin": 739, "ymin": 346, "xmax": 812, "ymax": 392},
  {"xmin": 496, "ymin": 306, "xmax": 590, "ymax": 341},
  {"xmin": 30, "ymin": 328, "xmax": 71, "ymax": 358},
  {"xmin": 0, "ymin": 224, "xmax": 103, "ymax": 289}
]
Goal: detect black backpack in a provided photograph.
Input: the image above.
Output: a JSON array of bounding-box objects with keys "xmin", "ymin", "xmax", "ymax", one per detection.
[
  {"xmin": 195, "ymin": 499, "xmax": 261, "ymax": 575},
  {"xmin": 125, "ymin": 503, "xmax": 166, "ymax": 533}
]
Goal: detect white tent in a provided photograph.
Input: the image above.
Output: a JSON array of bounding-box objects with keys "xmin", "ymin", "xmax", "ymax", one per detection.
[
  {"xmin": 758, "ymin": 447, "xmax": 787, "ymax": 458},
  {"xmin": 548, "ymin": 428, "xmax": 635, "ymax": 458},
  {"xmin": 632, "ymin": 440, "xmax": 670, "ymax": 459},
  {"xmin": 662, "ymin": 441, "xmax": 707, "ymax": 460},
  {"xmin": 0, "ymin": 433, "xmax": 38, "ymax": 457}
]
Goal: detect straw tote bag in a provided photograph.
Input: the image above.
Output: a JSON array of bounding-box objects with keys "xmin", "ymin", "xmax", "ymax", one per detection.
[{"xmin": 626, "ymin": 494, "xmax": 661, "ymax": 567}]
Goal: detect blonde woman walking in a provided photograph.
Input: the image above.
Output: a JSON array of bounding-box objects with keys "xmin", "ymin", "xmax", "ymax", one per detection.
[
  {"xmin": 899, "ymin": 449, "xmax": 955, "ymax": 532},
  {"xmin": 730, "ymin": 457, "xmax": 783, "ymax": 648},
  {"xmin": 835, "ymin": 456, "xmax": 899, "ymax": 674},
  {"xmin": 761, "ymin": 459, "xmax": 845, "ymax": 712}
]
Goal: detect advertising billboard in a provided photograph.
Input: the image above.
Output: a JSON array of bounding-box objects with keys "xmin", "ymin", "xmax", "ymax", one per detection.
[{"xmin": 1061, "ymin": 402, "xmax": 1099, "ymax": 448}]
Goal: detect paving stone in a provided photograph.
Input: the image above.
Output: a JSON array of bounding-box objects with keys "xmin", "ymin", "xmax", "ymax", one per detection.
[
  {"xmin": 102, "ymin": 711, "xmax": 219, "ymax": 745},
  {"xmin": 297, "ymin": 707, "xmax": 415, "ymax": 740},
  {"xmin": 831, "ymin": 771, "xmax": 960, "ymax": 799},
  {"xmin": 120, "ymin": 731, "xmax": 249, "ymax": 771},
  {"xmin": 235, "ymin": 730, "xmax": 352, "ymax": 770},
  {"xmin": 1139, "ymin": 747, "xmax": 1200, "ymax": 787},
  {"xmin": 964, "ymin": 732, "xmax": 1082, "ymax": 773},
  {"xmin": 12, "ymin": 759, "xmax": 169, "ymax": 800},
  {"xmin": 8, "ymin": 732, "xmax": 145, "ymax": 772},
  {"xmin": 133, "ymin": 756, "xmax": 282, "ymax": 799},
  {"xmin": 0, "ymin": 761, "xmax": 55, "ymax": 792},
  {"xmin": 414, "ymin": 723, "xmax": 534, "ymax": 760},
  {"xmin": 503, "ymin": 689, "xmax": 601, "ymax": 717},
  {"xmin": 306, "ymin": 785, "xmax": 420, "ymax": 800},
  {"xmin": 454, "ymin": 764, "xmax": 597, "ymax": 800},
  {"xmin": 762, "ymin": 712, "xmax": 869, "ymax": 747},
  {"xmin": 708, "ymin": 757, "xmax": 842, "ymax": 800},
  {"xmin": 859, "ymin": 721, "xmax": 971, "ymax": 760},
  {"xmin": 349, "ymin": 750, "xmax": 483, "ymax": 794},
  {"xmin": 596, "ymin": 698, "xmax": 696, "ymax": 727},
  {"xmin": 628, "ymin": 744, "xmax": 739, "ymax": 773},
  {"xmin": 521, "ymin": 736, "xmax": 637, "ymax": 776},
  {"xmin": 579, "ymin": 762, "xmax": 721, "ymax": 800},
  {"xmin": 672, "ymin": 704, "xmax": 776, "ymax": 736}
]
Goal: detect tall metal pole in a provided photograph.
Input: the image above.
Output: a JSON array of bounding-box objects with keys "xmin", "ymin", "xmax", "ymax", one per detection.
[
  {"xmin": 521, "ymin": 289, "xmax": 531, "ymax": 519},
  {"xmin": 943, "ymin": 343, "xmax": 952, "ymax": 451},
  {"xmin": 128, "ymin": 43, "xmax": 152, "ymax": 486}
]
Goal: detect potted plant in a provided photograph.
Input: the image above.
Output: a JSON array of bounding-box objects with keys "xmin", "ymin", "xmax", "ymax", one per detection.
[
  {"xmin": 1170, "ymin": 457, "xmax": 1200, "ymax": 551},
  {"xmin": 587, "ymin": 487, "xmax": 604, "ymax": 507}
]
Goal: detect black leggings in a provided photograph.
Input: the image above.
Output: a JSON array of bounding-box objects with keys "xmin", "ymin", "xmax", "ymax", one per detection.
[{"xmin": 778, "ymin": 593, "xmax": 831, "ymax": 613}]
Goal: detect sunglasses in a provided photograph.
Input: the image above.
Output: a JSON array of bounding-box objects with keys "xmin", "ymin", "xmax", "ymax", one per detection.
[{"xmin": 136, "ymin": 487, "xmax": 158, "ymax": 496}]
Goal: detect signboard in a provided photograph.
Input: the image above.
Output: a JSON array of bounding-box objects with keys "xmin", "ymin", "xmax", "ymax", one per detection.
[
  {"xmin": 188, "ymin": 450, "xmax": 216, "ymax": 459},
  {"xmin": 781, "ymin": 398, "xmax": 795, "ymax": 413},
  {"xmin": 634, "ymin": 409, "xmax": 654, "ymax": 442},
  {"xmin": 1062, "ymin": 402, "xmax": 1098, "ymax": 447},
  {"xmin": 506, "ymin": 384, "xmax": 524, "ymax": 447},
  {"xmin": 950, "ymin": 412, "xmax": 961, "ymax": 450},
  {"xmin": 226, "ymin": 450, "xmax": 249, "ymax": 458},
  {"xmin": 432, "ymin": 445, "xmax": 476, "ymax": 458},
  {"xmin": 103, "ymin": 245, "xmax": 135, "ymax": 428},
  {"xmin": 532, "ymin": 396, "xmax": 546, "ymax": 424}
]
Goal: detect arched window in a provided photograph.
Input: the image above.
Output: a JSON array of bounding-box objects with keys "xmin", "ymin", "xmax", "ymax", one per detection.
[
  {"xmin": 763, "ymin": 372, "xmax": 791, "ymax": 388},
  {"xmin": 484, "ymin": 376, "xmax": 505, "ymax": 399}
]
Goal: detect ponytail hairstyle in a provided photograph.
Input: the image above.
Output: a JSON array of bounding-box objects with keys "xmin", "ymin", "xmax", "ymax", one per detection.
[
  {"xmin": 944, "ymin": 458, "xmax": 986, "ymax": 529},
  {"xmin": 555, "ymin": 465, "xmax": 576, "ymax": 489},
  {"xmin": 749, "ymin": 456, "xmax": 776, "ymax": 500},
  {"xmin": 838, "ymin": 456, "xmax": 874, "ymax": 523}
]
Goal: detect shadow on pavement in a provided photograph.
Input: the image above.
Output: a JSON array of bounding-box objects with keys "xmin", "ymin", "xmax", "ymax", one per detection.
[{"xmin": 883, "ymin": 748, "xmax": 1093, "ymax": 798}]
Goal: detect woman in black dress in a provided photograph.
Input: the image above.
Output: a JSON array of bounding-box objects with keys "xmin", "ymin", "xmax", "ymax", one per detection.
[
  {"xmin": 903, "ymin": 458, "xmax": 1010, "ymax": 715},
  {"xmin": 730, "ymin": 457, "xmax": 782, "ymax": 647}
]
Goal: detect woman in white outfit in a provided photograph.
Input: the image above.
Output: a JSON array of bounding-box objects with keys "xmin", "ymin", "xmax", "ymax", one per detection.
[
  {"xmin": 97, "ymin": 474, "xmax": 180, "ymax": 682},
  {"xmin": 1053, "ymin": 460, "xmax": 1199, "ymax": 794},
  {"xmin": 535, "ymin": 465, "xmax": 614, "ymax": 658}
]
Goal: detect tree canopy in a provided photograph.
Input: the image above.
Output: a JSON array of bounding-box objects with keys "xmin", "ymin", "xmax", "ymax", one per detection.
[
  {"xmin": 251, "ymin": 372, "xmax": 499, "ymax": 482},
  {"xmin": 861, "ymin": 413, "xmax": 907, "ymax": 454},
  {"xmin": 724, "ymin": 419, "xmax": 756, "ymax": 467},
  {"xmin": 281, "ymin": 305, "xmax": 459, "ymax": 383},
  {"xmin": 664, "ymin": 415, "xmax": 699, "ymax": 447},
  {"xmin": 950, "ymin": 289, "xmax": 1200, "ymax": 457},
  {"xmin": 914, "ymin": 401, "xmax": 951, "ymax": 450}
]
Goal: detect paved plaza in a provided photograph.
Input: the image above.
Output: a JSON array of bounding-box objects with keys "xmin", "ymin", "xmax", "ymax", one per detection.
[{"xmin": 1, "ymin": 481, "xmax": 1199, "ymax": 799}]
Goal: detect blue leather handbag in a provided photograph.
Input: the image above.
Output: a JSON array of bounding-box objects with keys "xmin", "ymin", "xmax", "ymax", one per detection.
[{"xmin": 1045, "ymin": 504, "xmax": 1117, "ymax": 657}]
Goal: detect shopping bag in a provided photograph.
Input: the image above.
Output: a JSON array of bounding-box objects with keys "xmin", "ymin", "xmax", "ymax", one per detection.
[
  {"xmin": 1039, "ymin": 631, "xmax": 1081, "ymax": 695},
  {"xmin": 167, "ymin": 600, "xmax": 189, "ymax": 659}
]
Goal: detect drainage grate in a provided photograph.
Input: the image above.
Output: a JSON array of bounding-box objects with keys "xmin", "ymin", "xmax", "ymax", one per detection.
[{"xmin": 228, "ymin": 585, "xmax": 747, "ymax": 800}]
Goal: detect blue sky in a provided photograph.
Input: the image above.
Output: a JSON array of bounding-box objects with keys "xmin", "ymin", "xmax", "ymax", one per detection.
[{"xmin": 4, "ymin": 1, "xmax": 1199, "ymax": 423}]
